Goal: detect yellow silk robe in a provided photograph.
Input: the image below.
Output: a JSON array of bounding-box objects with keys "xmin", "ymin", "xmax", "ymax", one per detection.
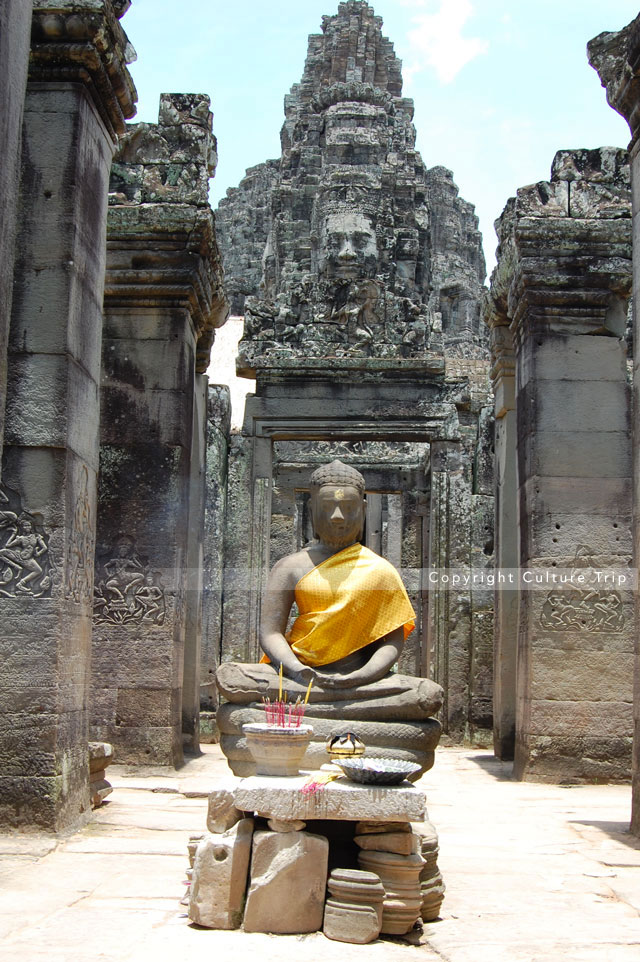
[{"xmin": 280, "ymin": 543, "xmax": 416, "ymax": 667}]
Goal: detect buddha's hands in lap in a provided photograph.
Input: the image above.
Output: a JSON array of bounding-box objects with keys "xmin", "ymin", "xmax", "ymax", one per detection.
[{"xmin": 313, "ymin": 668, "xmax": 365, "ymax": 690}]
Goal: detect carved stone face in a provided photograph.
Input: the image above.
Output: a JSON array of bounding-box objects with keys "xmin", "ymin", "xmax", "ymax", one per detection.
[
  {"xmin": 317, "ymin": 211, "xmax": 378, "ymax": 281},
  {"xmin": 311, "ymin": 483, "xmax": 365, "ymax": 549}
]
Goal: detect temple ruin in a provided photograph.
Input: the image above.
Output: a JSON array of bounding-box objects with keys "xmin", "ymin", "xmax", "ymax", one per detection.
[{"xmin": 0, "ymin": 0, "xmax": 639, "ymax": 844}]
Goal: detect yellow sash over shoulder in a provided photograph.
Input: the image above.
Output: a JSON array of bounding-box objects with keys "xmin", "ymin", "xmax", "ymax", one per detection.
[{"xmin": 286, "ymin": 543, "xmax": 416, "ymax": 668}]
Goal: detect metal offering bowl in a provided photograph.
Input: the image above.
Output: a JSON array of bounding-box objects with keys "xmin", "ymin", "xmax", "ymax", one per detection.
[{"xmin": 337, "ymin": 756, "xmax": 422, "ymax": 785}]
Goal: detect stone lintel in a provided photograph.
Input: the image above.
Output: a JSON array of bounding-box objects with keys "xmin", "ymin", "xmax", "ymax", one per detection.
[
  {"xmin": 30, "ymin": 0, "xmax": 137, "ymax": 141},
  {"xmin": 237, "ymin": 353, "xmax": 446, "ymax": 379},
  {"xmin": 233, "ymin": 775, "xmax": 426, "ymax": 822}
]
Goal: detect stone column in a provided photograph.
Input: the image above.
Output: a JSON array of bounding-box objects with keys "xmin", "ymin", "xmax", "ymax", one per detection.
[
  {"xmin": 0, "ymin": 0, "xmax": 33, "ymax": 472},
  {"xmin": 92, "ymin": 94, "xmax": 228, "ymax": 765},
  {"xmin": 484, "ymin": 303, "xmax": 519, "ymax": 760},
  {"xmin": 201, "ymin": 385, "xmax": 231, "ymax": 711},
  {"xmin": 589, "ymin": 14, "xmax": 640, "ymax": 830},
  {"xmin": 492, "ymin": 148, "xmax": 634, "ymax": 782},
  {"xmin": 427, "ymin": 439, "xmax": 472, "ymax": 738},
  {"xmin": 0, "ymin": 1, "xmax": 135, "ymax": 831}
]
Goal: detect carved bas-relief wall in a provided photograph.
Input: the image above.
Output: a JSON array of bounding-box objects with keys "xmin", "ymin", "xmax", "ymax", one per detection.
[
  {"xmin": 485, "ymin": 146, "xmax": 634, "ymax": 782},
  {"xmin": 215, "ymin": 1, "xmax": 494, "ymax": 743}
]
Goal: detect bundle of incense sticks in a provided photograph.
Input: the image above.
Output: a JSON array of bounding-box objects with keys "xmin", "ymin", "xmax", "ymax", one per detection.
[{"xmin": 262, "ymin": 670, "xmax": 313, "ymax": 727}]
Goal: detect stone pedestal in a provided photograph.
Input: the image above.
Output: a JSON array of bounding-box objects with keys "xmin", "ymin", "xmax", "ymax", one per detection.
[
  {"xmin": 0, "ymin": 0, "xmax": 135, "ymax": 831},
  {"xmin": 91, "ymin": 94, "xmax": 228, "ymax": 765},
  {"xmin": 357, "ymin": 849, "xmax": 425, "ymax": 935},
  {"xmin": 88, "ymin": 741, "xmax": 114, "ymax": 809},
  {"xmin": 414, "ymin": 819, "xmax": 446, "ymax": 921},
  {"xmin": 323, "ymin": 868, "xmax": 384, "ymax": 944}
]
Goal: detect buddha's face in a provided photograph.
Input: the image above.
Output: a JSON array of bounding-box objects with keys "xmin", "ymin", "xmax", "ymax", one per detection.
[
  {"xmin": 317, "ymin": 211, "xmax": 378, "ymax": 281},
  {"xmin": 311, "ymin": 483, "xmax": 365, "ymax": 549}
]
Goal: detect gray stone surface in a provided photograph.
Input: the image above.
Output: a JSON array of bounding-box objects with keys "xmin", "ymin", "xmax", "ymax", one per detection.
[
  {"xmin": 243, "ymin": 829, "xmax": 329, "ymax": 934},
  {"xmin": 233, "ymin": 774, "xmax": 426, "ymax": 822},
  {"xmin": 188, "ymin": 818, "xmax": 254, "ymax": 929},
  {"xmin": 0, "ymin": 0, "xmax": 136, "ymax": 831}
]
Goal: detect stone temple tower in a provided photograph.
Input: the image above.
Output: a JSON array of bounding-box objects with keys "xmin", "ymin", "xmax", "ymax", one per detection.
[
  {"xmin": 215, "ymin": 1, "xmax": 494, "ymax": 744},
  {"xmin": 217, "ymin": 0, "xmax": 486, "ymax": 360}
]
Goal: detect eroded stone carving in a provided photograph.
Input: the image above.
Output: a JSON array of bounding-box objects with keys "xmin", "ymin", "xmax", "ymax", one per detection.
[
  {"xmin": 0, "ymin": 485, "xmax": 53, "ymax": 598},
  {"xmin": 539, "ymin": 546, "xmax": 625, "ymax": 633},
  {"xmin": 93, "ymin": 534, "xmax": 165, "ymax": 625},
  {"xmin": 65, "ymin": 465, "xmax": 94, "ymax": 604}
]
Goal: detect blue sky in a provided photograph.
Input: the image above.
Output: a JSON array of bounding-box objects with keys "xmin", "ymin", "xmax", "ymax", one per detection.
[{"xmin": 121, "ymin": 0, "xmax": 639, "ymax": 274}]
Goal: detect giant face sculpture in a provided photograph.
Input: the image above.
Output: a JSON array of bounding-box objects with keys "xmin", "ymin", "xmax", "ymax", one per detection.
[{"xmin": 317, "ymin": 210, "xmax": 378, "ymax": 281}]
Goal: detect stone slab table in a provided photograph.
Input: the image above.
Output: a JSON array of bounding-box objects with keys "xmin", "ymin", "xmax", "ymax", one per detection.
[{"xmin": 233, "ymin": 774, "xmax": 427, "ymax": 823}]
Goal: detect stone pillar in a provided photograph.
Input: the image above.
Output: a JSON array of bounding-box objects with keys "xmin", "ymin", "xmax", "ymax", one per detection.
[
  {"xmin": 469, "ymin": 406, "xmax": 495, "ymax": 747},
  {"xmin": 427, "ymin": 440, "xmax": 472, "ymax": 738},
  {"xmin": 0, "ymin": 1, "xmax": 135, "ymax": 830},
  {"xmin": 92, "ymin": 94, "xmax": 228, "ymax": 765},
  {"xmin": 589, "ymin": 14, "xmax": 640, "ymax": 829},
  {"xmin": 484, "ymin": 303, "xmax": 518, "ymax": 759},
  {"xmin": 182, "ymin": 373, "xmax": 209, "ymax": 752},
  {"xmin": 0, "ymin": 0, "xmax": 33, "ymax": 472},
  {"xmin": 201, "ymin": 385, "xmax": 231, "ymax": 711},
  {"xmin": 492, "ymin": 148, "xmax": 634, "ymax": 782},
  {"xmin": 221, "ymin": 425, "xmax": 272, "ymax": 666}
]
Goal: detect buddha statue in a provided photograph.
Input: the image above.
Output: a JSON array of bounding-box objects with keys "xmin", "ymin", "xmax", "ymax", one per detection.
[{"xmin": 216, "ymin": 460, "xmax": 443, "ymax": 777}]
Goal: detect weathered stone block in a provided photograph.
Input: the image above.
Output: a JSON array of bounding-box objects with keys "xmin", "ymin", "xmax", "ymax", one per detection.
[
  {"xmin": 233, "ymin": 774, "xmax": 426, "ymax": 822},
  {"xmin": 243, "ymin": 829, "xmax": 329, "ymax": 934},
  {"xmin": 207, "ymin": 781, "xmax": 243, "ymax": 834},
  {"xmin": 188, "ymin": 818, "xmax": 254, "ymax": 929},
  {"xmin": 354, "ymin": 831, "xmax": 419, "ymax": 855}
]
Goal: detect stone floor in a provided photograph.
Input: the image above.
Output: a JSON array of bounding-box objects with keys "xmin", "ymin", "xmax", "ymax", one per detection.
[{"xmin": 1, "ymin": 746, "xmax": 639, "ymax": 961}]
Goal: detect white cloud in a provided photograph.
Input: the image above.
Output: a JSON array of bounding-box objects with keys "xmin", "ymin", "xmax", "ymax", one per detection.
[{"xmin": 405, "ymin": 0, "xmax": 488, "ymax": 85}]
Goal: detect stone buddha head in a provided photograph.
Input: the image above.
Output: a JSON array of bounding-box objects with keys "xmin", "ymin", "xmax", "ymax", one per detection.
[{"xmin": 309, "ymin": 460, "xmax": 366, "ymax": 549}]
